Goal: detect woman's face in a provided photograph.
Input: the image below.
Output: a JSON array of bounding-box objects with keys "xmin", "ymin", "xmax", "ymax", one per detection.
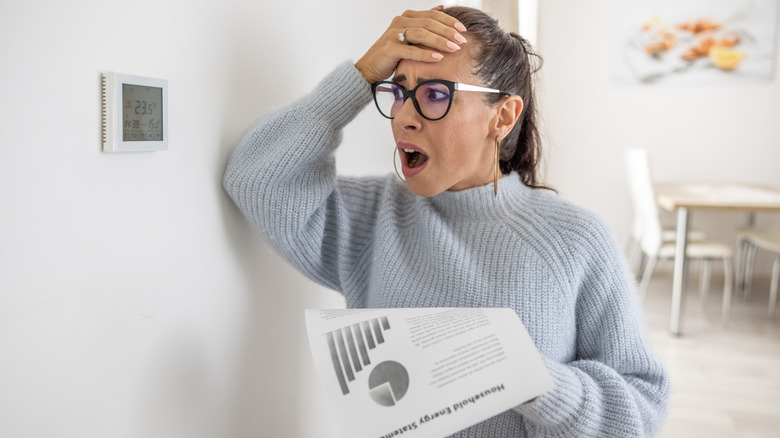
[{"xmin": 391, "ymin": 48, "xmax": 498, "ymax": 197}]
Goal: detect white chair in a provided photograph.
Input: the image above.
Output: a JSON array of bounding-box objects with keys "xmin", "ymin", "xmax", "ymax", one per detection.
[
  {"xmin": 626, "ymin": 211, "xmax": 708, "ymax": 276},
  {"xmin": 625, "ymin": 149, "xmax": 735, "ymax": 323},
  {"xmin": 625, "ymin": 165, "xmax": 707, "ymax": 276},
  {"xmin": 736, "ymin": 228, "xmax": 780, "ymax": 318}
]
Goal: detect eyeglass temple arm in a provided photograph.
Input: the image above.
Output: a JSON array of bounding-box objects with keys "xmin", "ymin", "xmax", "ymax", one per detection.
[{"xmin": 454, "ymin": 83, "xmax": 505, "ymax": 94}]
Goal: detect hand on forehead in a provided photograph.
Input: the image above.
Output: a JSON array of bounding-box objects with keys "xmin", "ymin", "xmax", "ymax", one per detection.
[{"xmin": 394, "ymin": 46, "xmax": 477, "ymax": 85}]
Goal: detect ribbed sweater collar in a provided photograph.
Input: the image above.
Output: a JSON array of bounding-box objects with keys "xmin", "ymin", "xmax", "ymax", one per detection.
[{"xmin": 428, "ymin": 172, "xmax": 532, "ymax": 220}]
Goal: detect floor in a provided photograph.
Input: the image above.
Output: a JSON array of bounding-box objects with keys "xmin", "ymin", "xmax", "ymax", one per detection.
[{"xmin": 641, "ymin": 267, "xmax": 780, "ymax": 438}]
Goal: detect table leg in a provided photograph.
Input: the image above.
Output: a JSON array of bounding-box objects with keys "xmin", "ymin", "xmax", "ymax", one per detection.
[
  {"xmin": 745, "ymin": 211, "xmax": 756, "ymax": 228},
  {"xmin": 670, "ymin": 207, "xmax": 690, "ymax": 336},
  {"xmin": 737, "ymin": 212, "xmax": 756, "ymax": 294}
]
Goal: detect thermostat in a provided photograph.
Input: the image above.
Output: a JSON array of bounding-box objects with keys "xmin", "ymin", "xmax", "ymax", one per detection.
[{"xmin": 102, "ymin": 72, "xmax": 168, "ymax": 152}]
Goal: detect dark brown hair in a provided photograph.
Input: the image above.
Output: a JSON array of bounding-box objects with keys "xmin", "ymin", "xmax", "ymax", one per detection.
[{"xmin": 444, "ymin": 6, "xmax": 550, "ymax": 190}]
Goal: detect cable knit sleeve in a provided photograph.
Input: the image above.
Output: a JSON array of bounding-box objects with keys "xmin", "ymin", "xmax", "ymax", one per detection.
[
  {"xmin": 222, "ymin": 62, "xmax": 378, "ymax": 291},
  {"xmin": 513, "ymin": 208, "xmax": 670, "ymax": 437}
]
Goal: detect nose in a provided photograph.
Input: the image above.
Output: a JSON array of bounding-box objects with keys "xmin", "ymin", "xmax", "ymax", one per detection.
[{"xmin": 393, "ymin": 97, "xmax": 422, "ymax": 132}]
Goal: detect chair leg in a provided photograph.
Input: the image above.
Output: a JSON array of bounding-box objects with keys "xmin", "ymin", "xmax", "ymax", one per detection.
[
  {"xmin": 722, "ymin": 256, "xmax": 734, "ymax": 327},
  {"xmin": 735, "ymin": 236, "xmax": 747, "ymax": 296},
  {"xmin": 744, "ymin": 243, "xmax": 758, "ymax": 300},
  {"xmin": 737, "ymin": 239, "xmax": 753, "ymax": 299},
  {"xmin": 699, "ymin": 259, "xmax": 712, "ymax": 308},
  {"xmin": 769, "ymin": 254, "xmax": 779, "ymax": 319},
  {"xmin": 626, "ymin": 237, "xmax": 641, "ymax": 276},
  {"xmin": 637, "ymin": 252, "xmax": 648, "ymax": 281},
  {"xmin": 639, "ymin": 256, "xmax": 658, "ymax": 302}
]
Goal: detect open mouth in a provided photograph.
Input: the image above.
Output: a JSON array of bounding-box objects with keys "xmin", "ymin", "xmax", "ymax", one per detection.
[{"xmin": 402, "ymin": 148, "xmax": 429, "ymax": 169}]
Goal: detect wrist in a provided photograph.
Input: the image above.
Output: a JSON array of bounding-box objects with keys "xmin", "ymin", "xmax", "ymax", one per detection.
[{"xmin": 354, "ymin": 59, "xmax": 381, "ymax": 84}]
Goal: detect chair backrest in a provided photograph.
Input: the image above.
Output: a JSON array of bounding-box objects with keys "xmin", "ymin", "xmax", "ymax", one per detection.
[{"xmin": 624, "ymin": 148, "xmax": 663, "ymax": 257}]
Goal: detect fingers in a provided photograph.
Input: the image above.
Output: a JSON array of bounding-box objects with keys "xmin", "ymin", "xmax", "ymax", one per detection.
[
  {"xmin": 355, "ymin": 8, "xmax": 469, "ymax": 84},
  {"xmin": 401, "ymin": 8, "xmax": 467, "ymax": 34},
  {"xmin": 401, "ymin": 23, "xmax": 467, "ymax": 54},
  {"xmin": 386, "ymin": 10, "xmax": 468, "ymax": 67},
  {"xmin": 398, "ymin": 44, "xmax": 445, "ymax": 63},
  {"xmin": 395, "ymin": 10, "xmax": 468, "ymax": 52}
]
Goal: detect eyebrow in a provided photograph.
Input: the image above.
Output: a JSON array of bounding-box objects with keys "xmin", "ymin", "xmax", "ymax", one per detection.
[{"xmin": 392, "ymin": 74, "xmax": 431, "ymax": 86}]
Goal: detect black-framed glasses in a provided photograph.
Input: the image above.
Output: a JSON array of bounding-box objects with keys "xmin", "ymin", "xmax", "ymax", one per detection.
[{"xmin": 371, "ymin": 79, "xmax": 509, "ymax": 121}]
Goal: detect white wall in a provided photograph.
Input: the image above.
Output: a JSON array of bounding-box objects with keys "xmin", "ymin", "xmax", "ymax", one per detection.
[
  {"xmin": 537, "ymin": 0, "xmax": 780, "ymax": 271},
  {"xmin": 0, "ymin": 1, "xmax": 428, "ymax": 437},
  {"xmin": 2, "ymin": 0, "xmax": 779, "ymax": 437}
]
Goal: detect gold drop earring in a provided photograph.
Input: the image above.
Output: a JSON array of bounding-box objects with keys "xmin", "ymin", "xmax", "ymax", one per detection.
[
  {"xmin": 393, "ymin": 147, "xmax": 406, "ymax": 182},
  {"xmin": 494, "ymin": 137, "xmax": 500, "ymax": 197}
]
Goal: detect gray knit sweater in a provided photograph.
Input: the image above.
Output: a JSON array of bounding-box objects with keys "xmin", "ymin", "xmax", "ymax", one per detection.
[{"xmin": 223, "ymin": 62, "xmax": 670, "ymax": 437}]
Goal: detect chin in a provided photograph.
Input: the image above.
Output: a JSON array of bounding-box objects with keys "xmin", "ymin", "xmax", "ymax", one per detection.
[{"xmin": 405, "ymin": 180, "xmax": 444, "ymax": 198}]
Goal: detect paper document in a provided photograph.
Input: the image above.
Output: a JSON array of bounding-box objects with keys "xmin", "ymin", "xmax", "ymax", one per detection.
[{"xmin": 305, "ymin": 308, "xmax": 554, "ymax": 438}]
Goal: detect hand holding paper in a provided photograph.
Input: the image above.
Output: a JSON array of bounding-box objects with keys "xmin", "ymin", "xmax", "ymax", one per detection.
[{"xmin": 305, "ymin": 308, "xmax": 553, "ymax": 438}]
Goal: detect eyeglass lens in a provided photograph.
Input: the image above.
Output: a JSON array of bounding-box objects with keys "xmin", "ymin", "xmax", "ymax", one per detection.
[{"xmin": 374, "ymin": 82, "xmax": 452, "ymax": 120}]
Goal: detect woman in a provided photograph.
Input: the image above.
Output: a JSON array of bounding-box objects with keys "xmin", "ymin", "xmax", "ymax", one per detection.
[{"xmin": 224, "ymin": 6, "xmax": 670, "ymax": 437}]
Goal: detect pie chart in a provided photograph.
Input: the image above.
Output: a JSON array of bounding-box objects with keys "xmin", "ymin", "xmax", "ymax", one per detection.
[{"xmin": 368, "ymin": 361, "xmax": 409, "ymax": 406}]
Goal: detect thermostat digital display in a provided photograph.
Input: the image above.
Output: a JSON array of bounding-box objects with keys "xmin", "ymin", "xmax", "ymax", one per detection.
[{"xmin": 102, "ymin": 73, "xmax": 168, "ymax": 152}]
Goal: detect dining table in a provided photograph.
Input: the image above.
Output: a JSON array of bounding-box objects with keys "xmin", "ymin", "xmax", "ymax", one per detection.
[{"xmin": 654, "ymin": 182, "xmax": 780, "ymax": 336}]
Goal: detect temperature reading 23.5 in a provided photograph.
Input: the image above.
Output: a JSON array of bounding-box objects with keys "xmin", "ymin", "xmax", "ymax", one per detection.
[
  {"xmin": 102, "ymin": 72, "xmax": 167, "ymax": 152},
  {"xmin": 122, "ymin": 83, "xmax": 163, "ymax": 141}
]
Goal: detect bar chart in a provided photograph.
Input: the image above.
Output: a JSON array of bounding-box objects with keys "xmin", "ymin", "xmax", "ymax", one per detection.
[{"xmin": 325, "ymin": 316, "xmax": 391, "ymax": 396}]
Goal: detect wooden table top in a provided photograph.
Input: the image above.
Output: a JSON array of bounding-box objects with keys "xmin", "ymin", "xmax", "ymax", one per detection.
[{"xmin": 655, "ymin": 182, "xmax": 780, "ymax": 212}]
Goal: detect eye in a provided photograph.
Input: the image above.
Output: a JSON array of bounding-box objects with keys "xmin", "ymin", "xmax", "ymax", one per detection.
[
  {"xmin": 418, "ymin": 83, "xmax": 450, "ymax": 104},
  {"xmin": 424, "ymin": 88, "xmax": 449, "ymax": 103},
  {"xmin": 391, "ymin": 86, "xmax": 404, "ymax": 100}
]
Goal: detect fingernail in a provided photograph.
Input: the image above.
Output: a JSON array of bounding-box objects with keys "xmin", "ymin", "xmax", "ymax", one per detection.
[
  {"xmin": 446, "ymin": 41, "xmax": 461, "ymax": 51},
  {"xmin": 454, "ymin": 33, "xmax": 467, "ymax": 44},
  {"xmin": 432, "ymin": 52, "xmax": 444, "ymax": 60},
  {"xmin": 432, "ymin": 5, "xmax": 444, "ymax": 10},
  {"xmin": 455, "ymin": 22, "xmax": 467, "ymax": 32}
]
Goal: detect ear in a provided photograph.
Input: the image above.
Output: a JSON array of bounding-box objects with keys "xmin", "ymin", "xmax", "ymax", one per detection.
[{"xmin": 490, "ymin": 95, "xmax": 524, "ymax": 141}]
